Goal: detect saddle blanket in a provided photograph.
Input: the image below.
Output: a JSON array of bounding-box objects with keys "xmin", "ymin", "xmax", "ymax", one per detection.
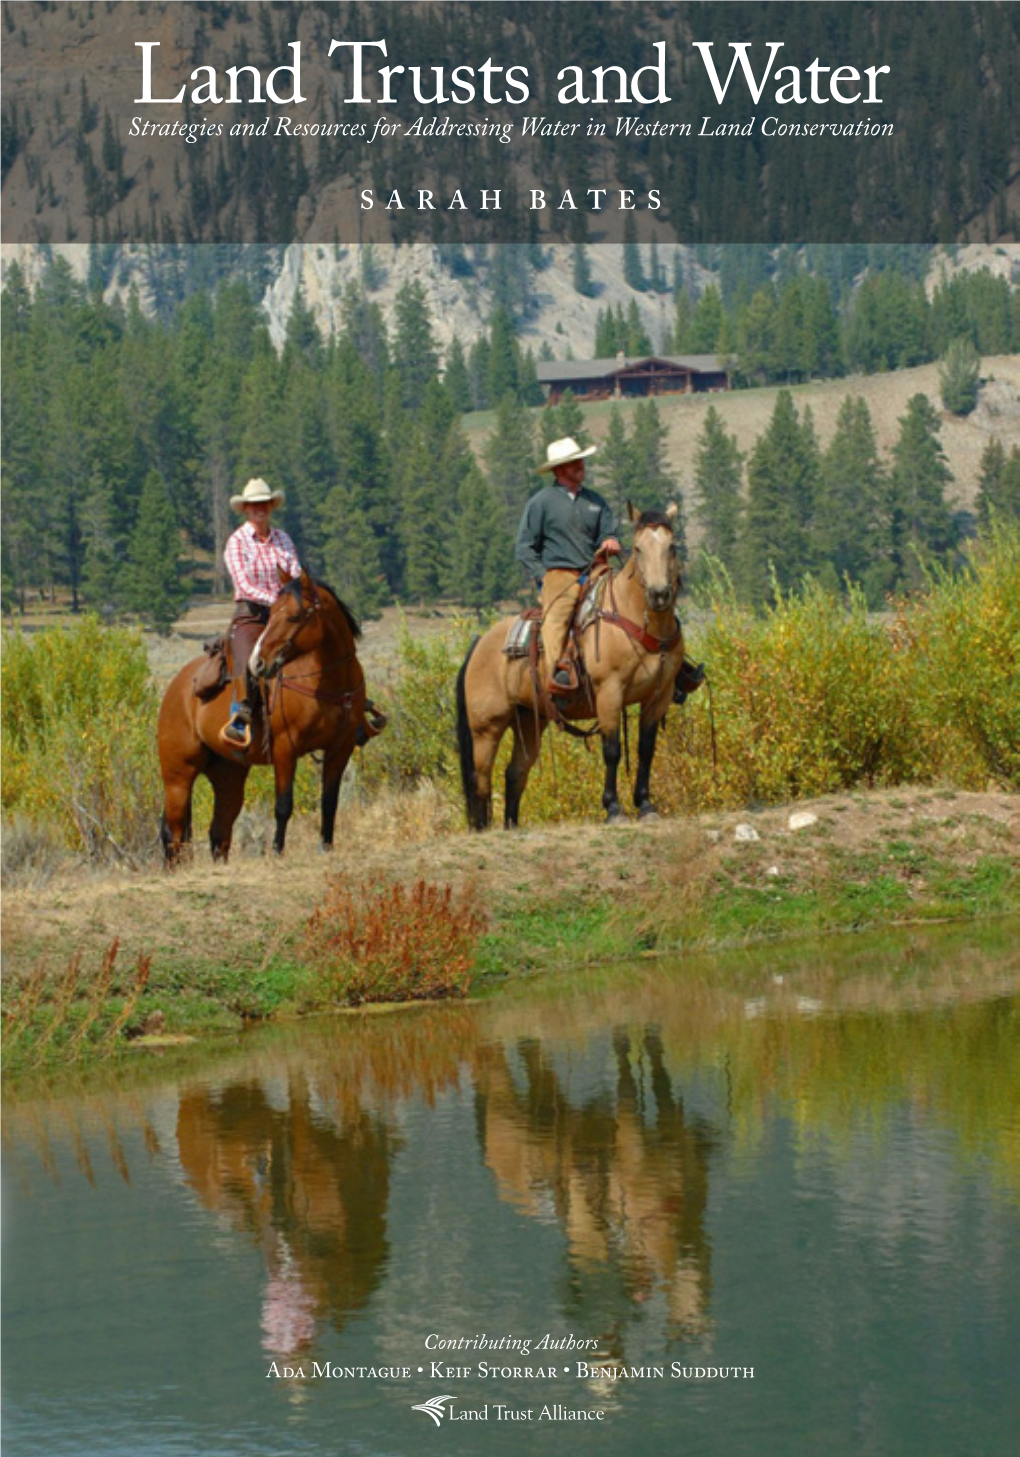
[{"xmin": 502, "ymin": 577, "xmax": 680, "ymax": 658}]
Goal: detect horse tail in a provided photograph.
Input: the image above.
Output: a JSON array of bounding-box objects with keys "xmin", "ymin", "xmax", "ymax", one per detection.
[{"xmin": 456, "ymin": 636, "xmax": 481, "ymax": 825}]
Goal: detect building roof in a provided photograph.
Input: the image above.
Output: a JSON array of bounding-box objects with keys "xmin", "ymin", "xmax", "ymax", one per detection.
[{"xmin": 535, "ymin": 354, "xmax": 727, "ymax": 383}]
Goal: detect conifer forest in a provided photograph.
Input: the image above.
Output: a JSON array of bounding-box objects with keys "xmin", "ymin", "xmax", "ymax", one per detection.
[{"xmin": 2, "ymin": 242, "xmax": 1019, "ymax": 630}]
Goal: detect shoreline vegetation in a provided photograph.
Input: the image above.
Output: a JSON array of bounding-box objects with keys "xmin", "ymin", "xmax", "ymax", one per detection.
[{"xmin": 2, "ymin": 528, "xmax": 1019, "ymax": 1073}]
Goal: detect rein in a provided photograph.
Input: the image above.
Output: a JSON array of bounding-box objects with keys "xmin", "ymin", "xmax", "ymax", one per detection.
[
  {"xmin": 597, "ymin": 562, "xmax": 682, "ymax": 655},
  {"xmin": 277, "ymin": 655, "xmax": 358, "ymax": 706},
  {"xmin": 597, "ymin": 608, "xmax": 681, "ymax": 655}
]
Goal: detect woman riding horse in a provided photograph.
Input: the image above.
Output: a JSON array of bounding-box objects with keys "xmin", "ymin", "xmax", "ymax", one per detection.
[{"xmin": 221, "ymin": 477, "xmax": 301, "ymax": 749}]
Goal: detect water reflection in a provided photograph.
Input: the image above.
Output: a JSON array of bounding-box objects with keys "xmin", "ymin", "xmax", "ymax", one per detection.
[
  {"xmin": 4, "ymin": 924, "xmax": 1019, "ymax": 1457},
  {"xmin": 476, "ymin": 1030, "xmax": 716, "ymax": 1345},
  {"xmin": 177, "ymin": 1072, "xmax": 395, "ymax": 1362}
]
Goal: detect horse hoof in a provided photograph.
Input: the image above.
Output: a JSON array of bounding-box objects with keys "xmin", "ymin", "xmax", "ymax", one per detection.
[
  {"xmin": 639, "ymin": 805, "xmax": 661, "ymax": 822},
  {"xmin": 605, "ymin": 809, "xmax": 625, "ymax": 826}
]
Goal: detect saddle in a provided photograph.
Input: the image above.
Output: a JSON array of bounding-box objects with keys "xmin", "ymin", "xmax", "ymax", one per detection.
[
  {"xmin": 193, "ymin": 637, "xmax": 229, "ymax": 700},
  {"xmin": 503, "ymin": 578, "xmax": 608, "ymax": 722},
  {"xmin": 502, "ymin": 575, "xmax": 606, "ymax": 666}
]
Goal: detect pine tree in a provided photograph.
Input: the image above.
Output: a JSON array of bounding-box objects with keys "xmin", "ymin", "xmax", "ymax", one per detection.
[
  {"xmin": 572, "ymin": 243, "xmax": 596, "ymax": 298},
  {"xmin": 596, "ymin": 407, "xmax": 632, "ymax": 518},
  {"xmin": 737, "ymin": 286, "xmax": 777, "ymax": 384},
  {"xmin": 447, "ymin": 464, "xmax": 512, "ymax": 608},
  {"xmin": 541, "ymin": 389, "xmax": 589, "ymax": 451},
  {"xmin": 391, "ymin": 279, "xmax": 440, "ymax": 410},
  {"xmin": 624, "ymin": 299, "xmax": 652, "ymax": 355},
  {"xmin": 517, "ymin": 348, "xmax": 544, "ymax": 408},
  {"xmin": 812, "ymin": 396, "xmax": 887, "ymax": 597},
  {"xmin": 468, "ymin": 336, "xmax": 491, "ymax": 411},
  {"xmin": 628, "ymin": 401, "xmax": 684, "ymax": 545},
  {"xmin": 939, "ymin": 337, "xmax": 981, "ymax": 415},
  {"xmin": 320, "ymin": 482, "xmax": 388, "ymax": 619},
  {"xmin": 889, "ymin": 394, "xmax": 955, "ymax": 588},
  {"xmin": 740, "ymin": 390, "xmax": 817, "ymax": 603},
  {"xmin": 443, "ymin": 336, "xmax": 472, "ymax": 413},
  {"xmin": 622, "ymin": 212, "xmax": 646, "ymax": 292},
  {"xmin": 487, "ymin": 306, "xmax": 519, "ymax": 404},
  {"xmin": 688, "ymin": 285, "xmax": 725, "ymax": 353},
  {"xmin": 693, "ymin": 406, "xmax": 743, "ymax": 570},
  {"xmin": 282, "ymin": 283, "xmax": 322, "ymax": 370},
  {"xmin": 976, "ymin": 438, "xmax": 1020, "ymax": 527},
  {"xmin": 485, "ymin": 392, "xmax": 538, "ymax": 539},
  {"xmin": 123, "ymin": 471, "xmax": 190, "ymax": 634},
  {"xmin": 672, "ymin": 289, "xmax": 694, "ymax": 353},
  {"xmin": 80, "ymin": 468, "xmax": 122, "ymax": 617}
]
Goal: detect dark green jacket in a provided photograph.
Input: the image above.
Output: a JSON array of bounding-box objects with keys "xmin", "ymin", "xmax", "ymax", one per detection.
[{"xmin": 515, "ymin": 483, "xmax": 618, "ymax": 583}]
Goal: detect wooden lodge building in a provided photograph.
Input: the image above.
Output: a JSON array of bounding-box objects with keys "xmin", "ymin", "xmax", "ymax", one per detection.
[{"xmin": 536, "ymin": 353, "xmax": 730, "ymax": 404}]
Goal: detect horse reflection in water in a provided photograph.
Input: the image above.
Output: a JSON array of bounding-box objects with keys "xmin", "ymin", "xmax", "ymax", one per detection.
[
  {"xmin": 474, "ymin": 1029, "xmax": 717, "ymax": 1344},
  {"xmin": 176, "ymin": 1071, "xmax": 397, "ymax": 1370}
]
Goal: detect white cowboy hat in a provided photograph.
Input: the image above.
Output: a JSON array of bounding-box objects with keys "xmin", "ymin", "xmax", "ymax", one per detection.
[
  {"xmin": 538, "ymin": 436, "xmax": 598, "ymax": 473},
  {"xmin": 230, "ymin": 477, "xmax": 286, "ymax": 511}
]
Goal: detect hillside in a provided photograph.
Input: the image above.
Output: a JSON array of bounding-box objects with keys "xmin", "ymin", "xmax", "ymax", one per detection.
[
  {"xmin": 466, "ymin": 356, "xmax": 1020, "ymax": 522},
  {"xmin": 3, "ymin": 3, "xmax": 1018, "ymax": 248},
  {"xmin": 2, "ymin": 238, "xmax": 1017, "ymax": 359}
]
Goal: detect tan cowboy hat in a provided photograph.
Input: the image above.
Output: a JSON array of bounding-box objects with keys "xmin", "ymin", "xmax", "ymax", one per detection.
[
  {"xmin": 538, "ymin": 436, "xmax": 598, "ymax": 473},
  {"xmin": 230, "ymin": 477, "xmax": 286, "ymax": 511}
]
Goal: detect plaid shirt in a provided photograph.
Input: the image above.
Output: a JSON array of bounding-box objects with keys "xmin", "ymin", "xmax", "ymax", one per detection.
[{"xmin": 224, "ymin": 523, "xmax": 302, "ymax": 606}]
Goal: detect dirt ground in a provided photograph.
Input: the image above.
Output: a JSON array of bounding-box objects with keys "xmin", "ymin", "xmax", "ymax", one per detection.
[{"xmin": 3, "ymin": 787, "xmax": 1017, "ymax": 981}]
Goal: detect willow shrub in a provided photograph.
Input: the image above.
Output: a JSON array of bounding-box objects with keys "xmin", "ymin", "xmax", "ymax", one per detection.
[
  {"xmin": 2, "ymin": 617, "xmax": 162, "ymax": 860},
  {"xmin": 893, "ymin": 522, "xmax": 1020, "ymax": 788},
  {"xmin": 656, "ymin": 571, "xmax": 917, "ymax": 812},
  {"xmin": 661, "ymin": 528, "xmax": 1020, "ymax": 809}
]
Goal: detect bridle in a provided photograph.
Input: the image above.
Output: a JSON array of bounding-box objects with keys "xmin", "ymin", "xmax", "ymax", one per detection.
[
  {"xmin": 628, "ymin": 523, "xmax": 682, "ymax": 618},
  {"xmin": 259, "ymin": 579, "xmax": 322, "ymax": 678}
]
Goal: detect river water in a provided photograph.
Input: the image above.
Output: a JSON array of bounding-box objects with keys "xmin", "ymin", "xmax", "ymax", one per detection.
[{"xmin": 4, "ymin": 922, "xmax": 1019, "ymax": 1457}]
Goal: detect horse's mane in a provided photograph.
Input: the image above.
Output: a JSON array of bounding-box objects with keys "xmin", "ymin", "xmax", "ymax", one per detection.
[
  {"xmin": 284, "ymin": 577, "xmax": 362, "ymax": 639},
  {"xmin": 635, "ymin": 509, "xmax": 675, "ymax": 532}
]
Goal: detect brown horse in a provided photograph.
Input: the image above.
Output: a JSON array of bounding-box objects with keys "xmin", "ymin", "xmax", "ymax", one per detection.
[
  {"xmin": 158, "ymin": 571, "xmax": 373, "ymax": 862},
  {"xmin": 456, "ymin": 504, "xmax": 686, "ymax": 828}
]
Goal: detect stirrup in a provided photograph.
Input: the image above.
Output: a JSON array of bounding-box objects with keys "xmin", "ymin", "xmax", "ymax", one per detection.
[
  {"xmin": 220, "ymin": 704, "xmax": 252, "ymax": 750},
  {"xmin": 355, "ymin": 700, "xmax": 388, "ymax": 746},
  {"xmin": 549, "ymin": 659, "xmax": 579, "ymax": 694}
]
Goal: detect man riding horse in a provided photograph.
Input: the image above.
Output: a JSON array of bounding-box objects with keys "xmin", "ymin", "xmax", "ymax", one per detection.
[
  {"xmin": 222, "ymin": 477, "xmax": 301, "ymax": 749},
  {"xmin": 515, "ymin": 437, "xmax": 699, "ymax": 707},
  {"xmin": 515, "ymin": 436, "xmax": 621, "ymax": 695}
]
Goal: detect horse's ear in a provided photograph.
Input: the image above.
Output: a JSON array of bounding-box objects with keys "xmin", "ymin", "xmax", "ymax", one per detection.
[
  {"xmin": 626, "ymin": 500, "xmax": 639, "ymax": 524},
  {"xmin": 277, "ymin": 566, "xmax": 293, "ymax": 585},
  {"xmin": 666, "ymin": 502, "xmax": 679, "ymax": 522}
]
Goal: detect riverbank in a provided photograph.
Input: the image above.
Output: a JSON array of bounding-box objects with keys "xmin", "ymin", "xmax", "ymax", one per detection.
[{"xmin": 3, "ymin": 787, "xmax": 1017, "ymax": 1061}]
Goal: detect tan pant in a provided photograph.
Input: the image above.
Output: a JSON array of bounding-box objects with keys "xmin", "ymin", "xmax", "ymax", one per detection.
[{"xmin": 540, "ymin": 570, "xmax": 583, "ymax": 676}]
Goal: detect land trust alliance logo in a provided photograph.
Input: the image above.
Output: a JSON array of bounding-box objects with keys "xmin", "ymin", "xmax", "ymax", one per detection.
[
  {"xmin": 411, "ymin": 1395, "xmax": 456, "ymax": 1426},
  {"xmin": 411, "ymin": 1395, "xmax": 607, "ymax": 1425}
]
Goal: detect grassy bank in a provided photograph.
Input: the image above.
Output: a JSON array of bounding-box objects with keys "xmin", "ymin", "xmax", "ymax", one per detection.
[{"xmin": 3, "ymin": 787, "xmax": 1017, "ymax": 1073}]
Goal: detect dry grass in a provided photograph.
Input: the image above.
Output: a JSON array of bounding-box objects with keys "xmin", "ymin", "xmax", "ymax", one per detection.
[{"xmin": 2, "ymin": 787, "xmax": 1015, "ymax": 989}]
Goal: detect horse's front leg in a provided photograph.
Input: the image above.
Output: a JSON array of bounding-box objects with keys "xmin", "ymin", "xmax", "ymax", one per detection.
[
  {"xmin": 272, "ymin": 748, "xmax": 298, "ymax": 855},
  {"xmin": 320, "ymin": 743, "xmax": 353, "ymax": 850},
  {"xmin": 598, "ymin": 688, "xmax": 625, "ymax": 823},
  {"xmin": 634, "ymin": 714, "xmax": 661, "ymax": 819}
]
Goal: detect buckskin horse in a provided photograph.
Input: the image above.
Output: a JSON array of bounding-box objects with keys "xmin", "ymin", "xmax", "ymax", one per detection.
[
  {"xmin": 158, "ymin": 571, "xmax": 379, "ymax": 863},
  {"xmin": 456, "ymin": 504, "xmax": 688, "ymax": 828}
]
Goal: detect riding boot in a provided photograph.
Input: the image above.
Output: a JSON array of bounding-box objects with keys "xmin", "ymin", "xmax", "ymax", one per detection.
[
  {"xmin": 221, "ymin": 697, "xmax": 252, "ymax": 749},
  {"xmin": 673, "ymin": 658, "xmax": 706, "ymax": 706},
  {"xmin": 550, "ymin": 659, "xmax": 579, "ymax": 693}
]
